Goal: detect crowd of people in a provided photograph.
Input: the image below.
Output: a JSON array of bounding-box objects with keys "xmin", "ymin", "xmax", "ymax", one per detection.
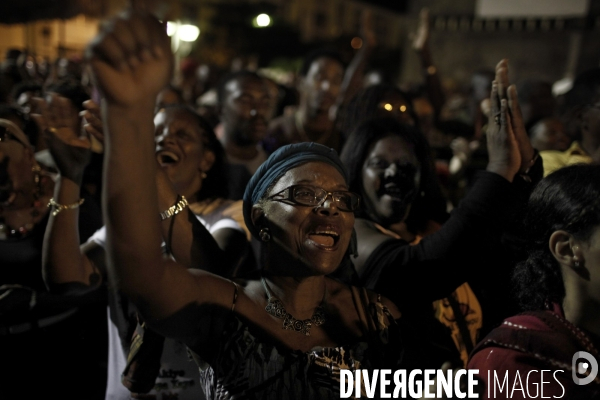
[{"xmin": 0, "ymin": 4, "xmax": 599, "ymax": 400}]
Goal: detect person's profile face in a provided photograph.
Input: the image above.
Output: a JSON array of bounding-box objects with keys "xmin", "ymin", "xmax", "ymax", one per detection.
[
  {"xmin": 154, "ymin": 108, "xmax": 211, "ymax": 196},
  {"xmin": 261, "ymin": 161, "xmax": 354, "ymax": 275},
  {"xmin": 361, "ymin": 135, "xmax": 421, "ymax": 227},
  {"xmin": 302, "ymin": 57, "xmax": 344, "ymax": 113},
  {"xmin": 221, "ymin": 76, "xmax": 270, "ymax": 146}
]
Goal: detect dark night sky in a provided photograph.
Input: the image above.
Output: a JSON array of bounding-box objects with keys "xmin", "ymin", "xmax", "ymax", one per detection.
[{"xmin": 358, "ymin": 0, "xmax": 409, "ymax": 13}]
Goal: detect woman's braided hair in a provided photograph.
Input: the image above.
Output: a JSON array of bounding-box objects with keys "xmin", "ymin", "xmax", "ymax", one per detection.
[{"xmin": 513, "ymin": 164, "xmax": 600, "ymax": 311}]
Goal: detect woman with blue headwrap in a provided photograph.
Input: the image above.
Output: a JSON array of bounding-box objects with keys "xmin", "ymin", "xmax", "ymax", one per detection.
[
  {"xmin": 88, "ymin": 10, "xmax": 525, "ymax": 399},
  {"xmin": 87, "ymin": 11, "xmax": 415, "ymax": 399}
]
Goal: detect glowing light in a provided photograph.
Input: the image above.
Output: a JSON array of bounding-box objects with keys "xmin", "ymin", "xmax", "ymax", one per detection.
[
  {"xmin": 384, "ymin": 103, "xmax": 393, "ymax": 111},
  {"xmin": 178, "ymin": 25, "xmax": 200, "ymax": 42},
  {"xmin": 255, "ymin": 14, "xmax": 271, "ymax": 27},
  {"xmin": 400, "ymin": 105, "xmax": 407, "ymax": 112},
  {"xmin": 350, "ymin": 37, "xmax": 363, "ymax": 49},
  {"xmin": 166, "ymin": 21, "xmax": 176, "ymax": 37}
]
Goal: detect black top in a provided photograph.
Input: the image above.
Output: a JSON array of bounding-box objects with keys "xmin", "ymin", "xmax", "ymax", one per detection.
[{"xmin": 359, "ymin": 158, "xmax": 544, "ymax": 337}]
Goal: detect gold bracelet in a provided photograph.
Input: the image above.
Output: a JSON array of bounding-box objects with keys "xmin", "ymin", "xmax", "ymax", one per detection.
[
  {"xmin": 159, "ymin": 195, "xmax": 188, "ymax": 221},
  {"xmin": 47, "ymin": 198, "xmax": 85, "ymax": 217}
]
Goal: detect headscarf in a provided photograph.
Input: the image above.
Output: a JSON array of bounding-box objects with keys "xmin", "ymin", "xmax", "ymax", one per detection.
[{"xmin": 243, "ymin": 142, "xmax": 348, "ymax": 240}]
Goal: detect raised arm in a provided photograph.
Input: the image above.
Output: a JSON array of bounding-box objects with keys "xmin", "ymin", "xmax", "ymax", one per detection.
[
  {"xmin": 87, "ymin": 10, "xmax": 235, "ymax": 332},
  {"xmin": 411, "ymin": 8, "xmax": 445, "ymax": 120},
  {"xmin": 331, "ymin": 10, "xmax": 377, "ymax": 120},
  {"xmin": 37, "ymin": 95, "xmax": 105, "ymax": 294},
  {"xmin": 79, "ymin": 98, "xmax": 242, "ymax": 274},
  {"xmin": 494, "ymin": 59, "xmax": 537, "ymax": 175},
  {"xmin": 355, "ymin": 60, "xmax": 540, "ymax": 306},
  {"xmin": 155, "ymin": 167, "xmax": 246, "ymax": 275}
]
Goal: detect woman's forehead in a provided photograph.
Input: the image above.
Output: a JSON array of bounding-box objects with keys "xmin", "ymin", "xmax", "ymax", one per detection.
[
  {"xmin": 154, "ymin": 109, "xmax": 205, "ymax": 133},
  {"xmin": 369, "ymin": 135, "xmax": 419, "ymax": 161},
  {"xmin": 271, "ymin": 162, "xmax": 348, "ymax": 191},
  {"xmin": 155, "ymin": 108, "xmax": 193, "ymax": 123}
]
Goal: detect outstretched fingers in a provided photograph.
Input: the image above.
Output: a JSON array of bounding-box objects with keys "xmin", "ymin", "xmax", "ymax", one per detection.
[
  {"xmin": 507, "ymin": 84, "xmax": 536, "ymax": 170},
  {"xmin": 495, "ymin": 59, "xmax": 509, "ymax": 100}
]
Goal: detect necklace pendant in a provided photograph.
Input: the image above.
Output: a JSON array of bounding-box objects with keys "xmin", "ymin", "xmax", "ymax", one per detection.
[
  {"xmin": 283, "ymin": 315, "xmax": 312, "ymax": 336},
  {"xmin": 265, "ymin": 298, "xmax": 288, "ymax": 319},
  {"xmin": 261, "ymin": 277, "xmax": 326, "ymax": 337}
]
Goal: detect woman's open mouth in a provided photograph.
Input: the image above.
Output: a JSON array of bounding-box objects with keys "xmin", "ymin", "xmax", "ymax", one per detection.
[
  {"xmin": 156, "ymin": 151, "xmax": 180, "ymax": 167},
  {"xmin": 382, "ymin": 182, "xmax": 406, "ymax": 201},
  {"xmin": 307, "ymin": 226, "xmax": 340, "ymax": 249}
]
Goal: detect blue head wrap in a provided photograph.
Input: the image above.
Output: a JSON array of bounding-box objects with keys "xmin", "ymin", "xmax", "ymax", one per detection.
[{"xmin": 243, "ymin": 142, "xmax": 348, "ymax": 240}]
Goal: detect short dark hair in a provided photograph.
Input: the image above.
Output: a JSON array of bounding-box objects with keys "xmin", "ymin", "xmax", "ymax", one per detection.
[
  {"xmin": 216, "ymin": 70, "xmax": 263, "ymax": 107},
  {"xmin": 159, "ymin": 104, "xmax": 229, "ymax": 200},
  {"xmin": 299, "ymin": 48, "xmax": 344, "ymax": 77},
  {"xmin": 513, "ymin": 164, "xmax": 600, "ymax": 311}
]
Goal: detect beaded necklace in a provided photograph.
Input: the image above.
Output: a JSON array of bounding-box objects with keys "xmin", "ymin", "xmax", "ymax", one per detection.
[{"xmin": 261, "ymin": 276, "xmax": 326, "ymax": 336}]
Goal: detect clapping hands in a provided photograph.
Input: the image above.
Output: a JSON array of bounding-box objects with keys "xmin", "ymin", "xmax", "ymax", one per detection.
[{"xmin": 486, "ymin": 59, "xmax": 536, "ymax": 181}]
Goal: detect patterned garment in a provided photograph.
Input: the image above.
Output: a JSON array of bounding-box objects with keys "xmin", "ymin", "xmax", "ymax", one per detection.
[{"xmin": 193, "ymin": 293, "xmax": 402, "ymax": 400}]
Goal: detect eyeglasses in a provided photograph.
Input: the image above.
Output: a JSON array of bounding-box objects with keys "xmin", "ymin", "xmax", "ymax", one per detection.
[
  {"xmin": 268, "ymin": 185, "xmax": 360, "ymax": 212},
  {"xmin": 0, "ymin": 126, "xmax": 28, "ymax": 147}
]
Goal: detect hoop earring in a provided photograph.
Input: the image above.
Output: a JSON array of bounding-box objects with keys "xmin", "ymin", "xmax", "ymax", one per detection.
[
  {"xmin": 259, "ymin": 228, "xmax": 271, "ymax": 242},
  {"xmin": 573, "ymin": 255, "xmax": 580, "ymax": 268}
]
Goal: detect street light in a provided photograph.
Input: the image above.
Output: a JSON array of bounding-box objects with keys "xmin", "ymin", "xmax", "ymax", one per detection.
[
  {"xmin": 166, "ymin": 21, "xmax": 177, "ymax": 37},
  {"xmin": 178, "ymin": 25, "xmax": 200, "ymax": 42},
  {"xmin": 166, "ymin": 21, "xmax": 200, "ymax": 42},
  {"xmin": 253, "ymin": 13, "xmax": 271, "ymax": 28}
]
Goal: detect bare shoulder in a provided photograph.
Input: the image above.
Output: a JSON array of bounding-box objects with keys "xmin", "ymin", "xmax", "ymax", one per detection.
[{"xmin": 352, "ymin": 218, "xmax": 396, "ymax": 272}]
